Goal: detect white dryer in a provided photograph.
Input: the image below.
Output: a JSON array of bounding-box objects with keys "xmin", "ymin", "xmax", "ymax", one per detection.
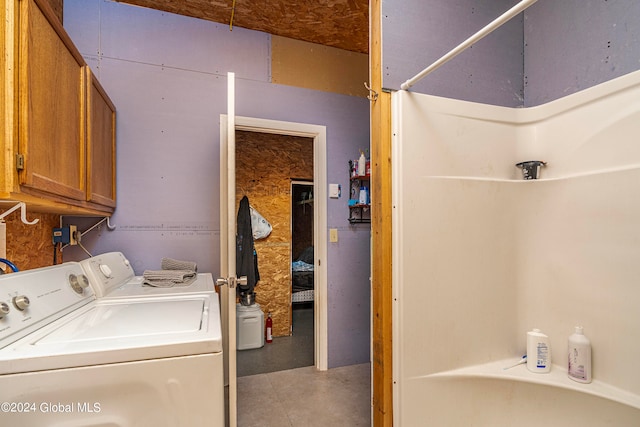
[
  {"xmin": 80, "ymin": 251, "xmax": 216, "ymax": 299},
  {"xmin": 0, "ymin": 262, "xmax": 224, "ymax": 427}
]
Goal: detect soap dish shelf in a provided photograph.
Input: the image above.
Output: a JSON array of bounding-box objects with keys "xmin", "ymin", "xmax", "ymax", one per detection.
[{"xmin": 425, "ymin": 358, "xmax": 640, "ymax": 410}]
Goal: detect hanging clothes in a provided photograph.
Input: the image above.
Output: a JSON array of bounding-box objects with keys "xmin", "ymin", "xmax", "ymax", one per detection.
[{"xmin": 236, "ymin": 195, "xmax": 259, "ymax": 294}]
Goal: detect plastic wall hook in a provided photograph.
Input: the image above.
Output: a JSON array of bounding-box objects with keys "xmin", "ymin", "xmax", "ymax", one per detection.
[{"xmin": 0, "ymin": 202, "xmax": 39, "ymax": 225}]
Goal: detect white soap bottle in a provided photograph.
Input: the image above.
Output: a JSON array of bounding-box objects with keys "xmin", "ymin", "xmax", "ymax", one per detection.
[
  {"xmin": 527, "ymin": 328, "xmax": 551, "ymax": 373},
  {"xmin": 359, "ymin": 186, "xmax": 368, "ymax": 205},
  {"xmin": 568, "ymin": 326, "xmax": 592, "ymax": 383},
  {"xmin": 358, "ymin": 151, "xmax": 366, "ymax": 176}
]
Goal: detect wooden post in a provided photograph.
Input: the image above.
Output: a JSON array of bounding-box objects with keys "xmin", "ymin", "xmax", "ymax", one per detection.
[{"xmin": 370, "ymin": 0, "xmax": 393, "ymax": 425}]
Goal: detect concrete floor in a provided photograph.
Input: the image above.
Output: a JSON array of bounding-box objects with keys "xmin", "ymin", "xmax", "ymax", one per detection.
[{"xmin": 237, "ymin": 305, "xmax": 314, "ymax": 377}]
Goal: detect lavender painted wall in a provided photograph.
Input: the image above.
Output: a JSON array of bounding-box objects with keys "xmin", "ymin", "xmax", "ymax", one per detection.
[
  {"xmin": 63, "ymin": 0, "xmax": 370, "ymax": 368},
  {"xmin": 382, "ymin": 0, "xmax": 524, "ymax": 107},
  {"xmin": 524, "ymin": 0, "xmax": 640, "ymax": 107},
  {"xmin": 383, "ymin": 0, "xmax": 640, "ymax": 107}
]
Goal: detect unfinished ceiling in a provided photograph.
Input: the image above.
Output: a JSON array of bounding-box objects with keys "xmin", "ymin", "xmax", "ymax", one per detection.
[{"xmin": 116, "ymin": 0, "xmax": 369, "ymax": 54}]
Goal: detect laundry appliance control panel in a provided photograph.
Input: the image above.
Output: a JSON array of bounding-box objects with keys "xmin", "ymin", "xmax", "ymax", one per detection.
[
  {"xmin": 80, "ymin": 252, "xmax": 135, "ymax": 297},
  {"xmin": 0, "ymin": 263, "xmax": 95, "ymax": 348}
]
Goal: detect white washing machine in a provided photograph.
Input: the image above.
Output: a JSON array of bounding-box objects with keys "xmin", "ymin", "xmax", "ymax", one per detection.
[
  {"xmin": 80, "ymin": 252, "xmax": 216, "ymax": 299},
  {"xmin": 0, "ymin": 261, "xmax": 224, "ymax": 427}
]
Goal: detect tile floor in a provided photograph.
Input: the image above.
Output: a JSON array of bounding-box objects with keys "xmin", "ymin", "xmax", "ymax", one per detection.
[
  {"xmin": 233, "ymin": 305, "xmax": 371, "ymax": 426},
  {"xmin": 237, "ymin": 363, "xmax": 371, "ymax": 427}
]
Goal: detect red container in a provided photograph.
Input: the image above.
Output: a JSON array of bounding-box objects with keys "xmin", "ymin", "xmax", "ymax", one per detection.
[{"xmin": 265, "ymin": 312, "xmax": 273, "ymax": 343}]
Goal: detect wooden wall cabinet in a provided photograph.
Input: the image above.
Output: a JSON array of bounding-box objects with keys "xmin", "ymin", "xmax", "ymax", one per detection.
[{"xmin": 1, "ymin": 0, "xmax": 116, "ymax": 215}]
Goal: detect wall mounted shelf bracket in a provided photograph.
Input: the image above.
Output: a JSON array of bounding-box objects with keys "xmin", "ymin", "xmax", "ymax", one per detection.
[{"xmin": 59, "ymin": 216, "xmax": 116, "ymax": 256}]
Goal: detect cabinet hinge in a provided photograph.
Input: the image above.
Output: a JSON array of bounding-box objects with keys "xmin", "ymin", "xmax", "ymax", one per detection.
[{"xmin": 16, "ymin": 154, "xmax": 24, "ymax": 171}]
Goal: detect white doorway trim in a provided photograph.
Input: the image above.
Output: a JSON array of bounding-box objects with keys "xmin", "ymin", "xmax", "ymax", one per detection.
[{"xmin": 227, "ymin": 115, "xmax": 328, "ymax": 371}]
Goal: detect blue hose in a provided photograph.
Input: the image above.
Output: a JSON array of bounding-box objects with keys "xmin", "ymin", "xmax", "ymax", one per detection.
[{"xmin": 0, "ymin": 258, "xmax": 19, "ymax": 272}]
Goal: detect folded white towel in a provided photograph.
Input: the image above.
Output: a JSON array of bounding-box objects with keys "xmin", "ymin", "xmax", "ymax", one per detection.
[
  {"xmin": 143, "ymin": 269, "xmax": 197, "ymax": 288},
  {"xmin": 161, "ymin": 257, "xmax": 197, "ymax": 272},
  {"xmin": 142, "ymin": 257, "xmax": 198, "ymax": 287}
]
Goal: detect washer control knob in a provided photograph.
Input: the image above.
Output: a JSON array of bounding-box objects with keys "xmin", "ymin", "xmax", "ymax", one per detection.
[
  {"xmin": 77, "ymin": 274, "xmax": 89, "ymax": 294},
  {"xmin": 78, "ymin": 274, "xmax": 90, "ymax": 290},
  {"xmin": 13, "ymin": 295, "xmax": 30, "ymax": 311},
  {"xmin": 69, "ymin": 274, "xmax": 90, "ymax": 294},
  {"xmin": 99, "ymin": 264, "xmax": 113, "ymax": 278},
  {"xmin": 0, "ymin": 302, "xmax": 9, "ymax": 319}
]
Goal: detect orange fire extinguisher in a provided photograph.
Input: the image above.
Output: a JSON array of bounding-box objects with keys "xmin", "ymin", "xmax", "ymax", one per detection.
[{"xmin": 265, "ymin": 312, "xmax": 273, "ymax": 343}]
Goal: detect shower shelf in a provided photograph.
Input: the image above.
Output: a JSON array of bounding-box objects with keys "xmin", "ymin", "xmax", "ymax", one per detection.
[{"xmin": 426, "ymin": 358, "xmax": 640, "ymax": 410}]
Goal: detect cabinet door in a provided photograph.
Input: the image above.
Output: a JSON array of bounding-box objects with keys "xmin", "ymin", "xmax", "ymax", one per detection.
[
  {"xmin": 86, "ymin": 67, "xmax": 116, "ymax": 208},
  {"xmin": 18, "ymin": 0, "xmax": 86, "ymax": 201}
]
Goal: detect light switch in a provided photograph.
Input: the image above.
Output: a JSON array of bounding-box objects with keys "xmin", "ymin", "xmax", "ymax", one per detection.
[
  {"xmin": 329, "ymin": 228, "xmax": 338, "ymax": 242},
  {"xmin": 329, "ymin": 184, "xmax": 341, "ymax": 198}
]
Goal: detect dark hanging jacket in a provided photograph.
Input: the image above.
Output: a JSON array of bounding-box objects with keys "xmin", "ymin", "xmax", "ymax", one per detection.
[{"xmin": 236, "ymin": 196, "xmax": 259, "ymax": 292}]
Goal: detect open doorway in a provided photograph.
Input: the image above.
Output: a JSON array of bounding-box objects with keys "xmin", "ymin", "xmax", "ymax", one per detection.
[
  {"xmin": 291, "ymin": 181, "xmax": 314, "ymax": 306},
  {"xmin": 290, "ymin": 180, "xmax": 315, "ymax": 363},
  {"xmin": 235, "ymin": 131, "xmax": 316, "ymax": 376},
  {"xmin": 220, "ymin": 110, "xmax": 329, "ymax": 427}
]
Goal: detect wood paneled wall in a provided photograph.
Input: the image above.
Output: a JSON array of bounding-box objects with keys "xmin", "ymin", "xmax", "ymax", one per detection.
[
  {"xmin": 2, "ymin": 212, "xmax": 61, "ymax": 272},
  {"xmin": 235, "ymin": 130, "xmax": 313, "ymax": 337},
  {"xmin": 271, "ymin": 36, "xmax": 369, "ymax": 98}
]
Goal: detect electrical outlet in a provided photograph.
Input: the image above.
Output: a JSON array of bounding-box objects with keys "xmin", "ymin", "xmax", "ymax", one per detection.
[
  {"xmin": 68, "ymin": 225, "xmax": 79, "ymax": 245},
  {"xmin": 53, "ymin": 225, "xmax": 79, "ymax": 245}
]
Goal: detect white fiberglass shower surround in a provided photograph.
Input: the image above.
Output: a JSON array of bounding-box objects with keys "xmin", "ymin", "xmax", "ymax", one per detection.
[{"xmin": 392, "ymin": 70, "xmax": 640, "ymax": 425}]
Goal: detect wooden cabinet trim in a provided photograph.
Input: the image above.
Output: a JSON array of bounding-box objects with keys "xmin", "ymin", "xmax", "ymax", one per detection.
[{"xmin": 86, "ymin": 67, "xmax": 117, "ymax": 208}]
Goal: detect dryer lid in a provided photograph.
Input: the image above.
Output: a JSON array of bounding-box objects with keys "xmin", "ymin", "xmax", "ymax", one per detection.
[
  {"xmin": 39, "ymin": 298, "xmax": 206, "ymax": 342},
  {"xmin": 106, "ymin": 273, "xmax": 215, "ymax": 299}
]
